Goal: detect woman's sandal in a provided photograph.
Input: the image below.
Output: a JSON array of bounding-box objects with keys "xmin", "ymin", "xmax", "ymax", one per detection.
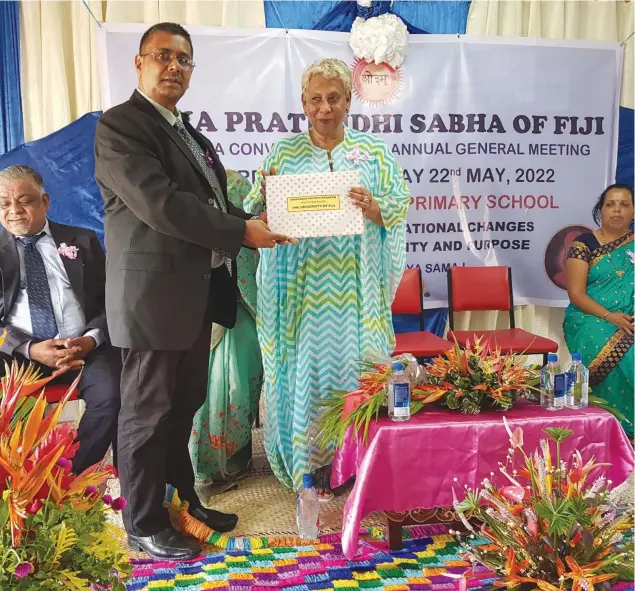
[{"xmin": 313, "ymin": 466, "xmax": 334, "ymax": 502}]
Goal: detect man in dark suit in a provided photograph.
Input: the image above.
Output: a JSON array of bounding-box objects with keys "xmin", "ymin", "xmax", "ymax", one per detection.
[
  {"xmin": 0, "ymin": 164, "xmax": 120, "ymax": 475},
  {"xmin": 94, "ymin": 22, "xmax": 293, "ymax": 560}
]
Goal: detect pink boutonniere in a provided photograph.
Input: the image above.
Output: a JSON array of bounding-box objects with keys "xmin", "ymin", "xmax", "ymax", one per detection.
[
  {"xmin": 58, "ymin": 243, "xmax": 78, "ymax": 260},
  {"xmin": 627, "ymin": 249, "xmax": 635, "ymax": 264},
  {"xmin": 345, "ymin": 145, "xmax": 373, "ymax": 166}
]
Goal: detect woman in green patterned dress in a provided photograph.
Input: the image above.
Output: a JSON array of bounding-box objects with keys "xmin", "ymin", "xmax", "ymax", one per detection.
[
  {"xmin": 564, "ymin": 184, "xmax": 634, "ymax": 436},
  {"xmin": 189, "ymin": 171, "xmax": 263, "ymax": 491},
  {"xmin": 244, "ymin": 58, "xmax": 410, "ymax": 499}
]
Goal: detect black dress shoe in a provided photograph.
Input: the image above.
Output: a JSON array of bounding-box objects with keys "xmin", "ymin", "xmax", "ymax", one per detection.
[
  {"xmin": 128, "ymin": 527, "xmax": 201, "ymax": 560},
  {"xmin": 190, "ymin": 506, "xmax": 238, "ymax": 533}
]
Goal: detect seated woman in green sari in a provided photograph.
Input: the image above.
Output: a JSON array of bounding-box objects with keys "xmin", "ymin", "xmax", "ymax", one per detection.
[
  {"xmin": 189, "ymin": 171, "xmax": 263, "ymax": 493},
  {"xmin": 564, "ymin": 183, "xmax": 634, "ymax": 436}
]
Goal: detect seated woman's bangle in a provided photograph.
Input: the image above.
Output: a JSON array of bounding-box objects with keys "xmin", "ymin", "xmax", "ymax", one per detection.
[{"xmin": 602, "ymin": 311, "xmax": 611, "ymax": 319}]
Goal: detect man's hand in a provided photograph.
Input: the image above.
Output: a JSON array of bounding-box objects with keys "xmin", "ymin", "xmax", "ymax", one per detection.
[
  {"xmin": 260, "ymin": 166, "xmax": 276, "ymax": 201},
  {"xmin": 55, "ymin": 336, "xmax": 97, "ymax": 368},
  {"xmin": 29, "ymin": 339, "xmax": 82, "ymax": 370},
  {"xmin": 243, "ymin": 219, "xmax": 298, "ymax": 248}
]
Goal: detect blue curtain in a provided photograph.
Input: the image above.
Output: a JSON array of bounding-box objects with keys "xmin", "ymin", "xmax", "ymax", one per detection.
[
  {"xmin": 264, "ymin": 0, "xmax": 471, "ymax": 33},
  {"xmin": 264, "ymin": 1, "xmax": 349, "ymax": 30},
  {"xmin": 617, "ymin": 107, "xmax": 634, "ymax": 189},
  {"xmin": 0, "ymin": 112, "xmax": 105, "ymax": 244},
  {"xmin": 0, "ymin": 1, "xmax": 24, "ymax": 155},
  {"xmin": 392, "ymin": 1, "xmax": 469, "ymax": 34}
]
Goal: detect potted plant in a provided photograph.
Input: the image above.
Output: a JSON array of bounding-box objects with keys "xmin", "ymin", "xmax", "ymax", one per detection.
[
  {"xmin": 0, "ymin": 331, "xmax": 129, "ymax": 591},
  {"xmin": 451, "ymin": 419, "xmax": 633, "ymax": 591}
]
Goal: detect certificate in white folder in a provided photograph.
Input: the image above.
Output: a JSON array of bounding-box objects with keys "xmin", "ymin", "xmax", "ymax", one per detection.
[{"xmin": 266, "ymin": 170, "xmax": 363, "ymax": 239}]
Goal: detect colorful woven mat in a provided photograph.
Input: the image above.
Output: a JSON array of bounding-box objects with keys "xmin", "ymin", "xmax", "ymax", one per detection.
[
  {"xmin": 124, "ymin": 525, "xmax": 635, "ymax": 591},
  {"xmin": 125, "ymin": 525, "xmax": 493, "ymax": 591}
]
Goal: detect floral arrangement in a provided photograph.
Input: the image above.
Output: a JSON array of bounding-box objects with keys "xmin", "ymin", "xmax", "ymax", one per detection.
[
  {"xmin": 451, "ymin": 420, "xmax": 634, "ymax": 591},
  {"xmin": 0, "ymin": 331, "xmax": 129, "ymax": 591},
  {"xmin": 417, "ymin": 338, "xmax": 537, "ymax": 414},
  {"xmin": 349, "ymin": 0, "xmax": 408, "ymax": 68},
  {"xmin": 318, "ymin": 340, "xmax": 537, "ymax": 448}
]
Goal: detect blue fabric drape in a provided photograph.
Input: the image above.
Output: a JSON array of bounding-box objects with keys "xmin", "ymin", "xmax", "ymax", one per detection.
[
  {"xmin": 265, "ymin": 0, "xmax": 452, "ymax": 33},
  {"xmin": 392, "ymin": 1, "xmax": 469, "ymax": 34},
  {"xmin": 617, "ymin": 107, "xmax": 634, "ymax": 189},
  {"xmin": 0, "ymin": 1, "xmax": 24, "ymax": 155},
  {"xmin": 264, "ymin": 1, "xmax": 348, "ymax": 30},
  {"xmin": 0, "ymin": 112, "xmax": 105, "ymax": 244},
  {"xmin": 393, "ymin": 309, "xmax": 448, "ymax": 336}
]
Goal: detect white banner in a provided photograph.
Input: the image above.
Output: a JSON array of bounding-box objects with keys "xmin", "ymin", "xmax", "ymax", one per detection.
[{"xmin": 97, "ymin": 24, "xmax": 622, "ymax": 306}]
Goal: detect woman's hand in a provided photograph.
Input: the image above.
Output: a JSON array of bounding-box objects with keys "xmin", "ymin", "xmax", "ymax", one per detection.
[
  {"xmin": 605, "ymin": 312, "xmax": 634, "ymax": 335},
  {"xmin": 349, "ymin": 186, "xmax": 383, "ymax": 226},
  {"xmin": 260, "ymin": 167, "xmax": 276, "ymax": 202}
]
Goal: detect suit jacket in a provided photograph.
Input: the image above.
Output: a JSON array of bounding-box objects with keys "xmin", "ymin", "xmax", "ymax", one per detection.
[
  {"xmin": 0, "ymin": 221, "xmax": 108, "ymax": 356},
  {"xmin": 94, "ymin": 90, "xmax": 252, "ymax": 350}
]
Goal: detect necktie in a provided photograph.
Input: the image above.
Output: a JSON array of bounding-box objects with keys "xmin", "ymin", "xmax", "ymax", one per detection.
[
  {"xmin": 174, "ymin": 119, "xmax": 233, "ymax": 276},
  {"xmin": 18, "ymin": 233, "xmax": 58, "ymax": 340}
]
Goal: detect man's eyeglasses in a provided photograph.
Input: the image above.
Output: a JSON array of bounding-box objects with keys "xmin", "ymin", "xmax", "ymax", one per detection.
[{"xmin": 140, "ymin": 51, "xmax": 195, "ymax": 71}]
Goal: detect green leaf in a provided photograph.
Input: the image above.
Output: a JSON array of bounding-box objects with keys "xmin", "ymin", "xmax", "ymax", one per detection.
[
  {"xmin": 543, "ymin": 427, "xmax": 574, "ymax": 443},
  {"xmin": 535, "ymin": 497, "xmax": 575, "ymax": 535},
  {"xmin": 0, "ymin": 498, "xmax": 9, "ymax": 528},
  {"xmin": 589, "ymin": 395, "xmax": 630, "ymax": 424},
  {"xmin": 567, "ymin": 497, "xmax": 594, "ymax": 528}
]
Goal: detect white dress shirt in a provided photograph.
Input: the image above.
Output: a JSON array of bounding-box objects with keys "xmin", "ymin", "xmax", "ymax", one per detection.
[
  {"xmin": 136, "ymin": 88, "xmax": 224, "ymax": 268},
  {"xmin": 7, "ymin": 220, "xmax": 104, "ymax": 357}
]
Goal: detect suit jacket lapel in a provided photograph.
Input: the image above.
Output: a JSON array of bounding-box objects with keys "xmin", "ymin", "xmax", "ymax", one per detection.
[
  {"xmin": 0, "ymin": 230, "xmax": 20, "ymax": 316},
  {"xmin": 130, "ymin": 90, "xmax": 213, "ymax": 192},
  {"xmin": 48, "ymin": 221, "xmax": 85, "ymax": 308}
]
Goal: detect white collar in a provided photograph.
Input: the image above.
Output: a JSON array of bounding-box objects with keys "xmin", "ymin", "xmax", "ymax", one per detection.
[{"xmin": 137, "ymin": 88, "xmax": 183, "ymax": 126}]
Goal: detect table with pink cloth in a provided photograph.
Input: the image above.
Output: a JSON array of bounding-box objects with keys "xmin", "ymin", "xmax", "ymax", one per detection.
[{"xmin": 331, "ymin": 399, "xmax": 635, "ymax": 559}]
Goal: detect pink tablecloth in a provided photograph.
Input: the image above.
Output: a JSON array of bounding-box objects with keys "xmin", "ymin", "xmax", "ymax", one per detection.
[{"xmin": 332, "ymin": 400, "xmax": 634, "ymax": 559}]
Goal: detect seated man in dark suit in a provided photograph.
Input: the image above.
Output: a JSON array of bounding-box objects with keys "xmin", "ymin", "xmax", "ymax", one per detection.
[{"xmin": 0, "ymin": 164, "xmax": 120, "ymax": 474}]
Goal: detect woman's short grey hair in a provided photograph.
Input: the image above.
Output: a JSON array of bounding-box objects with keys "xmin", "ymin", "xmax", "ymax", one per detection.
[
  {"xmin": 301, "ymin": 58, "xmax": 352, "ymax": 96},
  {"xmin": 0, "ymin": 165, "xmax": 45, "ymax": 192}
]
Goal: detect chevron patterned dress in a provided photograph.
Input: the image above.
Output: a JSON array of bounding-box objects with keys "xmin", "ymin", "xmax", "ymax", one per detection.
[{"xmin": 244, "ymin": 127, "xmax": 410, "ymax": 490}]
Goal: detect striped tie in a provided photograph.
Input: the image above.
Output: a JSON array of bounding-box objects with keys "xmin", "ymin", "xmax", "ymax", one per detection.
[
  {"xmin": 18, "ymin": 233, "xmax": 58, "ymax": 340},
  {"xmin": 174, "ymin": 120, "xmax": 233, "ymax": 276}
]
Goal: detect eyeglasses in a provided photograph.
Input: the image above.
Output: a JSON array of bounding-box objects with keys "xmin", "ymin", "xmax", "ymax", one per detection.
[{"xmin": 140, "ymin": 51, "xmax": 195, "ymax": 71}]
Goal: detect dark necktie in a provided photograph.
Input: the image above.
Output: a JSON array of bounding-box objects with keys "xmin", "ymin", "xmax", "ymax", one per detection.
[
  {"xmin": 18, "ymin": 233, "xmax": 58, "ymax": 340},
  {"xmin": 174, "ymin": 119, "xmax": 233, "ymax": 276}
]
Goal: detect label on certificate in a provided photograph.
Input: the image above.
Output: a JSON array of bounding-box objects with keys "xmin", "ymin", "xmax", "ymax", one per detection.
[
  {"xmin": 267, "ymin": 170, "xmax": 363, "ymax": 238},
  {"xmin": 287, "ymin": 195, "xmax": 340, "ymax": 212}
]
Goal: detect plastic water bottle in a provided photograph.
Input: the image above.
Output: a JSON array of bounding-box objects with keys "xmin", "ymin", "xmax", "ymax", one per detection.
[
  {"xmin": 296, "ymin": 474, "xmax": 319, "ymax": 539},
  {"xmin": 565, "ymin": 353, "xmax": 589, "ymax": 409},
  {"xmin": 540, "ymin": 353, "xmax": 566, "ymax": 411},
  {"xmin": 388, "ymin": 362, "xmax": 411, "ymax": 421}
]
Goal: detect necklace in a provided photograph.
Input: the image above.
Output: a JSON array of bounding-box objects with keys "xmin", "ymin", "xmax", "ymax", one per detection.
[{"xmin": 599, "ymin": 229, "xmax": 632, "ymax": 277}]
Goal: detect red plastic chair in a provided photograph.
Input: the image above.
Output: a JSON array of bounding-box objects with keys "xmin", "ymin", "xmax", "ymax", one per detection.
[
  {"xmin": 447, "ymin": 266, "xmax": 557, "ymax": 365},
  {"xmin": 392, "ymin": 268, "xmax": 453, "ymax": 358},
  {"xmin": 39, "ymin": 383, "xmax": 79, "ymax": 403}
]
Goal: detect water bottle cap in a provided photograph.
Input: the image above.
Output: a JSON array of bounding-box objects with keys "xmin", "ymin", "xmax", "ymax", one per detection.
[
  {"xmin": 547, "ymin": 353, "xmax": 558, "ymax": 363},
  {"xmin": 392, "ymin": 362, "xmax": 405, "ymax": 371},
  {"xmin": 572, "ymin": 353, "xmax": 582, "ymax": 361},
  {"xmin": 302, "ymin": 474, "xmax": 314, "ymax": 489}
]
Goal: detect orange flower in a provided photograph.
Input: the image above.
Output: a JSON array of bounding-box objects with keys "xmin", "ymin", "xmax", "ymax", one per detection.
[{"xmin": 562, "ymin": 556, "xmax": 618, "ymax": 591}]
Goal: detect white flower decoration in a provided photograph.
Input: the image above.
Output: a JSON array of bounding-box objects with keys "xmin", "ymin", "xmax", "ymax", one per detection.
[{"xmin": 350, "ymin": 11, "xmax": 409, "ymax": 69}]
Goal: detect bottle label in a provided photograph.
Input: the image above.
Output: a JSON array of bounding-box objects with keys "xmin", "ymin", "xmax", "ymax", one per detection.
[
  {"xmin": 553, "ymin": 373, "xmax": 566, "ymax": 405},
  {"xmin": 567, "ymin": 372, "xmax": 588, "ymax": 402},
  {"xmin": 392, "ymin": 382, "xmax": 410, "ymax": 413}
]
